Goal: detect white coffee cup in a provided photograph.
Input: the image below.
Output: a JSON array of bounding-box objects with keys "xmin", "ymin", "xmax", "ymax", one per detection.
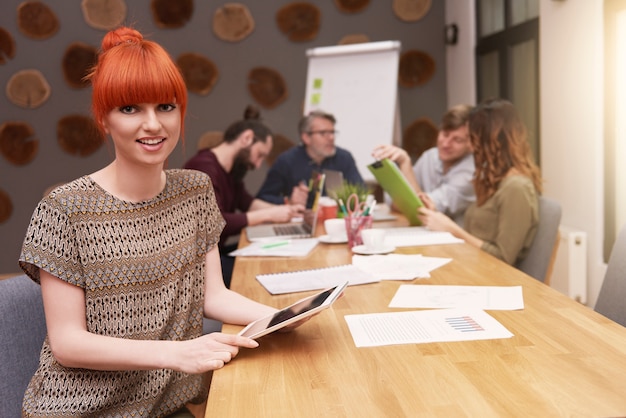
[
  {"xmin": 324, "ymin": 218, "xmax": 347, "ymax": 240},
  {"xmin": 361, "ymin": 228, "xmax": 386, "ymax": 252}
]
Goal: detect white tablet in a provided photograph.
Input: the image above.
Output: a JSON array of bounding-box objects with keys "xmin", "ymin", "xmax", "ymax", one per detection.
[{"xmin": 238, "ymin": 281, "xmax": 348, "ymax": 339}]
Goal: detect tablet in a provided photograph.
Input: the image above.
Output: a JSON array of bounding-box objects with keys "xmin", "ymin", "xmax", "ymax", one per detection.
[
  {"xmin": 367, "ymin": 158, "xmax": 423, "ymax": 226},
  {"xmin": 238, "ymin": 281, "xmax": 348, "ymax": 339}
]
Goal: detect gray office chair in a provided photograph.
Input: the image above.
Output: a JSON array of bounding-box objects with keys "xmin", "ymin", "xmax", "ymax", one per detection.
[
  {"xmin": 595, "ymin": 224, "xmax": 626, "ymax": 327},
  {"xmin": 515, "ymin": 196, "xmax": 562, "ymax": 283},
  {"xmin": 0, "ymin": 274, "xmax": 47, "ymax": 417}
]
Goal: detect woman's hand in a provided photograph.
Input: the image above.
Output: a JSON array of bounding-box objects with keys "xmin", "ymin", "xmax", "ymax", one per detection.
[
  {"xmin": 174, "ymin": 333, "xmax": 259, "ymax": 374},
  {"xmin": 417, "ymin": 206, "xmax": 458, "ymax": 234},
  {"xmin": 418, "ymin": 192, "xmax": 436, "ymax": 210}
]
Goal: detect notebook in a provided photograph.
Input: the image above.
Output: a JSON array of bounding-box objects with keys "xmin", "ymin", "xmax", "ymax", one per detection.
[
  {"xmin": 246, "ymin": 172, "xmax": 325, "ymax": 241},
  {"xmin": 367, "ymin": 158, "xmax": 423, "ymax": 226}
]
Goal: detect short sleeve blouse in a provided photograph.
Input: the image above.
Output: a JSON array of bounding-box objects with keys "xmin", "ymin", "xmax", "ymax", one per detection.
[{"xmin": 19, "ymin": 169, "xmax": 225, "ymax": 417}]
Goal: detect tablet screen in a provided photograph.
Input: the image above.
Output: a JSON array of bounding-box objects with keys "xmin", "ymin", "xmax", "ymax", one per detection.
[{"xmin": 238, "ymin": 281, "xmax": 348, "ymax": 339}]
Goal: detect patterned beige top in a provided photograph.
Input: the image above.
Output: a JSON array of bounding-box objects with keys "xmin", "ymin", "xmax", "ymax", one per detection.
[{"xmin": 19, "ymin": 169, "xmax": 225, "ymax": 417}]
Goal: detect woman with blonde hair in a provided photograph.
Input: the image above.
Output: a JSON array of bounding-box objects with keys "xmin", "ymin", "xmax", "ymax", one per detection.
[
  {"xmin": 18, "ymin": 26, "xmax": 294, "ymax": 417},
  {"xmin": 418, "ymin": 98, "xmax": 542, "ymax": 265}
]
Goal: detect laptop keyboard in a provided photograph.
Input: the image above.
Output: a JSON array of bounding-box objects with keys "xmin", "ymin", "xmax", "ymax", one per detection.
[{"xmin": 273, "ymin": 225, "xmax": 305, "ymax": 236}]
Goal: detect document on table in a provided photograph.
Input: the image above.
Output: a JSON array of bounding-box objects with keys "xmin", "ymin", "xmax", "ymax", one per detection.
[
  {"xmin": 381, "ymin": 227, "xmax": 464, "ymax": 247},
  {"xmin": 228, "ymin": 238, "xmax": 319, "ymax": 257},
  {"xmin": 256, "ymin": 264, "xmax": 378, "ymax": 295},
  {"xmin": 389, "ymin": 284, "xmax": 524, "ymax": 310},
  {"xmin": 351, "ymin": 254, "xmax": 451, "ymax": 280},
  {"xmin": 344, "ymin": 308, "xmax": 514, "ymax": 347}
]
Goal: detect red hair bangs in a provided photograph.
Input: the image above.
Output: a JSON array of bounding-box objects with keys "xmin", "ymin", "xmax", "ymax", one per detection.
[{"xmin": 91, "ymin": 41, "xmax": 188, "ymax": 137}]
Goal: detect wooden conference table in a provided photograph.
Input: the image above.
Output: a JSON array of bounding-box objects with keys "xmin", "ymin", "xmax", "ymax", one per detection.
[{"xmin": 206, "ymin": 216, "xmax": 626, "ymax": 417}]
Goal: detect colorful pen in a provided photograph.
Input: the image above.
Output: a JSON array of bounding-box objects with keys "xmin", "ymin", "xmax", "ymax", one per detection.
[
  {"xmin": 261, "ymin": 240, "xmax": 290, "ymax": 249},
  {"xmin": 338, "ymin": 199, "xmax": 349, "ymax": 216}
]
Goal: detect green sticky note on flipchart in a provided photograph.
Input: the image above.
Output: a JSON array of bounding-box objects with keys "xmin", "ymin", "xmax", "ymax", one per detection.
[
  {"xmin": 310, "ymin": 93, "xmax": 321, "ymax": 105},
  {"xmin": 313, "ymin": 78, "xmax": 323, "ymax": 89}
]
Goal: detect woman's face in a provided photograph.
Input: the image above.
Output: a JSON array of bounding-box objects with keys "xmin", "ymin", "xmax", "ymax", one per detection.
[{"xmin": 102, "ymin": 102, "xmax": 181, "ymax": 167}]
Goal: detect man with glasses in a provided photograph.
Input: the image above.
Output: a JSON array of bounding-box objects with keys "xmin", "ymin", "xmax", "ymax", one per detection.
[
  {"xmin": 257, "ymin": 110, "xmax": 364, "ymax": 205},
  {"xmin": 371, "ymin": 104, "xmax": 475, "ymax": 226}
]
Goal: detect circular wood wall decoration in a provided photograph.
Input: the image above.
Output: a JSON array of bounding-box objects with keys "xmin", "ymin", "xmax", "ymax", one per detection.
[
  {"xmin": 0, "ymin": 121, "xmax": 39, "ymax": 165},
  {"xmin": 392, "ymin": 0, "xmax": 431, "ymax": 22},
  {"xmin": 6, "ymin": 69, "xmax": 51, "ymax": 109},
  {"xmin": 197, "ymin": 130, "xmax": 223, "ymax": 151},
  {"xmin": 338, "ymin": 33, "xmax": 370, "ymax": 45},
  {"xmin": 247, "ymin": 67, "xmax": 287, "ymax": 109},
  {"xmin": 213, "ymin": 3, "xmax": 255, "ymax": 42},
  {"xmin": 17, "ymin": 1, "xmax": 60, "ymax": 40},
  {"xmin": 0, "ymin": 188, "xmax": 13, "ymax": 224},
  {"xmin": 81, "ymin": 0, "xmax": 127, "ymax": 30},
  {"xmin": 176, "ymin": 52, "xmax": 218, "ymax": 96},
  {"xmin": 151, "ymin": 0, "xmax": 194, "ymax": 29},
  {"xmin": 276, "ymin": 2, "xmax": 320, "ymax": 42},
  {"xmin": 62, "ymin": 42, "xmax": 97, "ymax": 89},
  {"xmin": 334, "ymin": 0, "xmax": 370, "ymax": 13},
  {"xmin": 0, "ymin": 28, "xmax": 16, "ymax": 64},
  {"xmin": 57, "ymin": 115, "xmax": 104, "ymax": 157},
  {"xmin": 402, "ymin": 117, "xmax": 438, "ymax": 161},
  {"xmin": 266, "ymin": 133, "xmax": 295, "ymax": 167},
  {"xmin": 398, "ymin": 49, "xmax": 435, "ymax": 88}
]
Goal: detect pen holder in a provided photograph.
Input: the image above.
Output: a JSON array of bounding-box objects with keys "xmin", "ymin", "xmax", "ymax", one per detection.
[{"xmin": 344, "ymin": 215, "xmax": 373, "ymax": 248}]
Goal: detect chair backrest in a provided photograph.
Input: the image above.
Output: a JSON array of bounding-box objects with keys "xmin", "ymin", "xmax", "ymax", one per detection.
[
  {"xmin": 515, "ymin": 196, "xmax": 562, "ymax": 283},
  {"xmin": 595, "ymin": 224, "xmax": 626, "ymax": 326},
  {"xmin": 0, "ymin": 274, "xmax": 46, "ymax": 417}
]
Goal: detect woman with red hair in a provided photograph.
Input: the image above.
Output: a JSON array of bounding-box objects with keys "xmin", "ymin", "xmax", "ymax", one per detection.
[
  {"xmin": 418, "ymin": 98, "xmax": 542, "ymax": 265},
  {"xmin": 18, "ymin": 27, "xmax": 284, "ymax": 417}
]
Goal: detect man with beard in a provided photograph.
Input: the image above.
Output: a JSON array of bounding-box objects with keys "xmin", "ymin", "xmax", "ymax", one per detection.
[
  {"xmin": 256, "ymin": 110, "xmax": 364, "ymax": 205},
  {"xmin": 184, "ymin": 106, "xmax": 303, "ymax": 286}
]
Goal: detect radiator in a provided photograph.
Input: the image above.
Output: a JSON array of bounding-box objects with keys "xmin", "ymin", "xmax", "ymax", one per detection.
[{"xmin": 550, "ymin": 226, "xmax": 588, "ymax": 305}]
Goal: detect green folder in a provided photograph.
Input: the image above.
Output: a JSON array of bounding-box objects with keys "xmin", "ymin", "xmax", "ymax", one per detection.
[{"xmin": 367, "ymin": 158, "xmax": 423, "ymax": 226}]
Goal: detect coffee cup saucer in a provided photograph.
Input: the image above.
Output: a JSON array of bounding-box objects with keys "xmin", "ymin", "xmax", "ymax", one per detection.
[
  {"xmin": 319, "ymin": 234, "xmax": 348, "ymax": 244},
  {"xmin": 351, "ymin": 244, "xmax": 396, "ymax": 255}
]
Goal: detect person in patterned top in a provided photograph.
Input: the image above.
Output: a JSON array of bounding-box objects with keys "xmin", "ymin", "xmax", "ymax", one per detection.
[{"xmin": 18, "ymin": 26, "xmax": 291, "ymax": 417}]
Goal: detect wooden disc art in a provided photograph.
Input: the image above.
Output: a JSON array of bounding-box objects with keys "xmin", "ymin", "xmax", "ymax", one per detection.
[
  {"xmin": 151, "ymin": 0, "xmax": 194, "ymax": 29},
  {"xmin": 402, "ymin": 117, "xmax": 438, "ymax": 162},
  {"xmin": 6, "ymin": 69, "xmax": 51, "ymax": 109},
  {"xmin": 81, "ymin": 0, "xmax": 127, "ymax": 30},
  {"xmin": 0, "ymin": 121, "xmax": 39, "ymax": 165},
  {"xmin": 17, "ymin": 1, "xmax": 60, "ymax": 40},
  {"xmin": 63, "ymin": 42, "xmax": 97, "ymax": 89},
  {"xmin": 392, "ymin": 0, "xmax": 432, "ymax": 22},
  {"xmin": 0, "ymin": 188, "xmax": 12, "ymax": 224},
  {"xmin": 177, "ymin": 53, "xmax": 218, "ymax": 96},
  {"xmin": 247, "ymin": 67, "xmax": 287, "ymax": 109},
  {"xmin": 0, "ymin": 28, "xmax": 16, "ymax": 64},
  {"xmin": 276, "ymin": 2, "xmax": 320, "ymax": 42},
  {"xmin": 213, "ymin": 3, "xmax": 255, "ymax": 42},
  {"xmin": 266, "ymin": 133, "xmax": 295, "ymax": 167},
  {"xmin": 197, "ymin": 131, "xmax": 223, "ymax": 151},
  {"xmin": 398, "ymin": 49, "xmax": 435, "ymax": 88},
  {"xmin": 338, "ymin": 33, "xmax": 370, "ymax": 45},
  {"xmin": 57, "ymin": 115, "xmax": 104, "ymax": 157},
  {"xmin": 334, "ymin": 0, "xmax": 370, "ymax": 13}
]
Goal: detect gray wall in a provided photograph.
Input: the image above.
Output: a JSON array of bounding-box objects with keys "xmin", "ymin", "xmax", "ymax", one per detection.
[{"xmin": 0, "ymin": 1, "xmax": 446, "ymax": 272}]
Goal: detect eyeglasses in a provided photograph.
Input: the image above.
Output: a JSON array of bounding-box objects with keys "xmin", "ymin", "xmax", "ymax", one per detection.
[{"xmin": 307, "ymin": 130, "xmax": 338, "ymax": 137}]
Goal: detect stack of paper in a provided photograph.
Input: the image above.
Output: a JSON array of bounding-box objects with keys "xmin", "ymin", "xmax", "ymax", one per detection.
[
  {"xmin": 256, "ymin": 264, "xmax": 378, "ymax": 295},
  {"xmin": 351, "ymin": 254, "xmax": 451, "ymax": 280},
  {"xmin": 381, "ymin": 227, "xmax": 464, "ymax": 247}
]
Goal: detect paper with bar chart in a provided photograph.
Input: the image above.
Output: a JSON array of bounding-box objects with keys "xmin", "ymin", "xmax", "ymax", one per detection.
[{"xmin": 344, "ymin": 308, "xmax": 513, "ymax": 347}]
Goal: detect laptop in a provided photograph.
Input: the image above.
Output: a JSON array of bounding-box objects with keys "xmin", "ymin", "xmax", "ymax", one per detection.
[
  {"xmin": 323, "ymin": 169, "xmax": 343, "ymax": 198},
  {"xmin": 246, "ymin": 172, "xmax": 326, "ymax": 241},
  {"xmin": 367, "ymin": 158, "xmax": 423, "ymax": 226}
]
